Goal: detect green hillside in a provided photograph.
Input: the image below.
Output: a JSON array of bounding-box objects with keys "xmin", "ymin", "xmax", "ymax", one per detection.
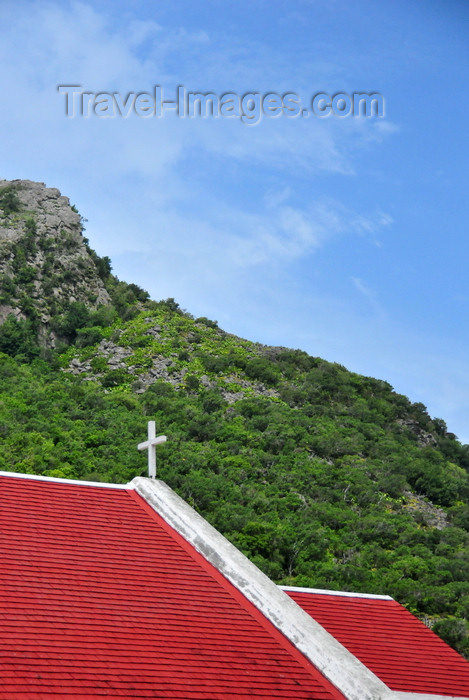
[{"xmin": 1, "ymin": 180, "xmax": 469, "ymax": 656}]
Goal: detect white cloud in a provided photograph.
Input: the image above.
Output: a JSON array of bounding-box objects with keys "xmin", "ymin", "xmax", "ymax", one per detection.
[
  {"xmin": 0, "ymin": 1, "xmax": 397, "ymax": 292},
  {"xmin": 0, "ymin": 0, "xmax": 398, "ymax": 188}
]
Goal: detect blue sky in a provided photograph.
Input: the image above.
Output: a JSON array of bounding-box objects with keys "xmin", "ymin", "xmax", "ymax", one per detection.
[{"xmin": 1, "ymin": 0, "xmax": 469, "ymax": 441}]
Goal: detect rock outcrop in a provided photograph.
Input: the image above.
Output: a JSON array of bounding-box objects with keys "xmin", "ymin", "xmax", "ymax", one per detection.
[{"xmin": 0, "ymin": 179, "xmax": 110, "ymax": 346}]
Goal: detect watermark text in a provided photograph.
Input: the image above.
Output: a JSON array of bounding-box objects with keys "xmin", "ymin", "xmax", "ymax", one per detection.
[{"xmin": 58, "ymin": 85, "xmax": 385, "ymax": 124}]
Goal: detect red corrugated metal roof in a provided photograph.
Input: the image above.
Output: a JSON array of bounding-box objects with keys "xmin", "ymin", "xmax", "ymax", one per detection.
[
  {"xmin": 285, "ymin": 588, "xmax": 469, "ymax": 697},
  {"xmin": 0, "ymin": 475, "xmax": 345, "ymax": 699}
]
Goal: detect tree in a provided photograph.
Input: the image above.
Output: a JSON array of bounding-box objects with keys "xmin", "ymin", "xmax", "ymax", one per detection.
[
  {"xmin": 0, "ymin": 186, "xmax": 21, "ymax": 215},
  {"xmin": 0, "ymin": 315, "xmax": 39, "ymax": 360}
]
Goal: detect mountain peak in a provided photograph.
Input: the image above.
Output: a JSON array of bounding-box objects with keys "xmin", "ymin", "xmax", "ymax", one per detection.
[{"xmin": 0, "ymin": 179, "xmax": 110, "ymax": 346}]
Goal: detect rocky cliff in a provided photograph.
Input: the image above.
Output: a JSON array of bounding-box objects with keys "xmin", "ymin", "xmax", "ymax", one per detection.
[{"xmin": 0, "ymin": 179, "xmax": 110, "ymax": 346}]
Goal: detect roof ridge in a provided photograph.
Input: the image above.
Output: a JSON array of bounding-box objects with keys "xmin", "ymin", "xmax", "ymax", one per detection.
[
  {"xmin": 131, "ymin": 476, "xmax": 398, "ymax": 700},
  {"xmin": 128, "ymin": 487, "xmax": 345, "ymax": 699},
  {"xmin": 0, "ymin": 470, "xmax": 131, "ymax": 489},
  {"xmin": 280, "ymin": 586, "xmax": 394, "ymax": 601}
]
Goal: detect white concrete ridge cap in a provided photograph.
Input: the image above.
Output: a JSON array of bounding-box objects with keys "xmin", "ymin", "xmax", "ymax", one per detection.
[{"xmin": 131, "ymin": 476, "xmax": 398, "ymax": 700}]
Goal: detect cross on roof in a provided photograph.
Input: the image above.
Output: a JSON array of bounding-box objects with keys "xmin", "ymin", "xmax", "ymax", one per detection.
[{"xmin": 137, "ymin": 421, "xmax": 167, "ymax": 479}]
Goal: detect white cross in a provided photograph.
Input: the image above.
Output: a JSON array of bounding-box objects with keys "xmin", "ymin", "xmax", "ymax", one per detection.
[{"xmin": 137, "ymin": 421, "xmax": 167, "ymax": 479}]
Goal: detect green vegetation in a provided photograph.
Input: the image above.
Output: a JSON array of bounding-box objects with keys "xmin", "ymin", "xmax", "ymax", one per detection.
[
  {"xmin": 1, "ymin": 298, "xmax": 469, "ymax": 656},
  {"xmin": 0, "ymin": 184, "xmax": 21, "ymax": 215},
  {"xmin": 1, "ymin": 197, "xmax": 469, "ymax": 656}
]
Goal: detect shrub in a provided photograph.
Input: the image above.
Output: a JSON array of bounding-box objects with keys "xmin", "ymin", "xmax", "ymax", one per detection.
[
  {"xmin": 433, "ymin": 618, "xmax": 469, "ymax": 657},
  {"xmin": 0, "ymin": 186, "xmax": 21, "ymax": 215},
  {"xmin": 15, "ymin": 265, "xmax": 37, "ymax": 284},
  {"xmin": 202, "ymin": 390, "xmax": 225, "ymax": 414},
  {"xmin": 185, "ymin": 374, "xmax": 200, "ymax": 392},
  {"xmin": 56, "ymin": 302, "xmax": 91, "ymax": 341},
  {"xmin": 76, "ymin": 326, "xmax": 104, "ymax": 348},
  {"xmin": 196, "ymin": 316, "xmax": 218, "ymax": 329},
  {"xmin": 24, "ymin": 217, "xmax": 37, "ymax": 235},
  {"xmin": 90, "ymin": 356, "xmax": 108, "ymax": 373},
  {"xmin": 101, "ymin": 368, "xmax": 130, "ymax": 387},
  {"xmin": 245, "ymin": 357, "xmax": 279, "ymax": 386},
  {"xmin": 0, "ymin": 315, "xmax": 39, "ymax": 360}
]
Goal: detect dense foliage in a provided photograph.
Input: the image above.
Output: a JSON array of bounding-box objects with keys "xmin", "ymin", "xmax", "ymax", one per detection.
[
  {"xmin": 1, "ymin": 190, "xmax": 469, "ymax": 655},
  {"xmin": 1, "ymin": 301, "xmax": 469, "ymax": 656}
]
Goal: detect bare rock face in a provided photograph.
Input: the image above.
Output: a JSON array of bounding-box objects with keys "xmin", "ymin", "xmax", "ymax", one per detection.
[
  {"xmin": 403, "ymin": 491, "xmax": 448, "ymax": 530},
  {"xmin": 397, "ymin": 418, "xmax": 438, "ymax": 447},
  {"xmin": 0, "ymin": 179, "xmax": 111, "ymax": 346}
]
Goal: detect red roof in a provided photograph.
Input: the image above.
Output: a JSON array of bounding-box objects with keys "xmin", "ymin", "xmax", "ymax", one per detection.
[
  {"xmin": 0, "ymin": 475, "xmax": 345, "ymax": 699},
  {"xmin": 285, "ymin": 588, "xmax": 469, "ymax": 698}
]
